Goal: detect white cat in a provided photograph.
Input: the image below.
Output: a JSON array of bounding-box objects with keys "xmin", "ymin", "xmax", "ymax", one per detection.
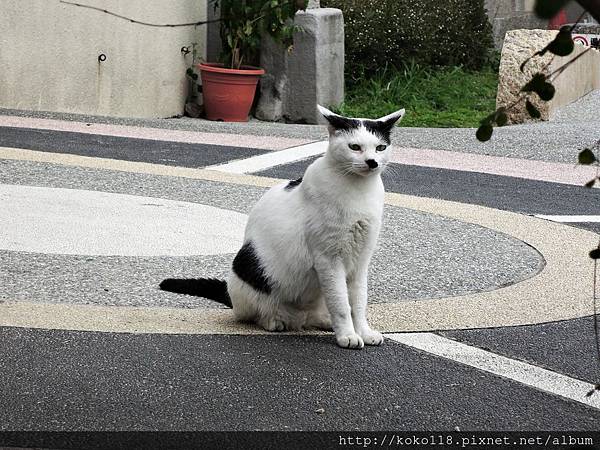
[{"xmin": 160, "ymin": 105, "xmax": 405, "ymax": 349}]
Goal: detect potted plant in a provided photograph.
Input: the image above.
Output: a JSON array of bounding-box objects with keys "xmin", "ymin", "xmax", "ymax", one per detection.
[{"xmin": 197, "ymin": 0, "xmax": 306, "ymax": 122}]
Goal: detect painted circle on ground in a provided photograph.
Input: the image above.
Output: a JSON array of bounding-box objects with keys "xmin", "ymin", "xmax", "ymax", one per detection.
[
  {"xmin": 0, "ymin": 153, "xmax": 597, "ymax": 333},
  {"xmin": 0, "ymin": 184, "xmax": 247, "ymax": 256}
]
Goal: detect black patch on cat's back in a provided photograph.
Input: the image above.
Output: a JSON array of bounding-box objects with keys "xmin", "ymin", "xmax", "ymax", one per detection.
[
  {"xmin": 232, "ymin": 241, "xmax": 272, "ymax": 294},
  {"xmin": 284, "ymin": 177, "xmax": 302, "ymax": 190},
  {"xmin": 363, "ymin": 120, "xmax": 394, "ymax": 144}
]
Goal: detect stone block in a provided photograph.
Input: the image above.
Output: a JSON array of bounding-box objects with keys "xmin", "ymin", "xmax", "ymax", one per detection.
[
  {"xmin": 496, "ymin": 29, "xmax": 556, "ymax": 124},
  {"xmin": 256, "ymin": 8, "xmax": 344, "ymax": 124},
  {"xmin": 496, "ymin": 29, "xmax": 600, "ymax": 124}
]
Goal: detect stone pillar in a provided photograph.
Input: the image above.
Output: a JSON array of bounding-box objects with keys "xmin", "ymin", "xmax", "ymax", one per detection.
[{"xmin": 256, "ymin": 7, "xmax": 344, "ymax": 124}]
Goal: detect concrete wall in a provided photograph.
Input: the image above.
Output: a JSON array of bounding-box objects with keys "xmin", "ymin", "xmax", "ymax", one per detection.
[
  {"xmin": 0, "ymin": 0, "xmax": 206, "ymax": 118},
  {"xmin": 551, "ymin": 41, "xmax": 600, "ymax": 114},
  {"xmin": 485, "ymin": 0, "xmax": 547, "ymax": 49}
]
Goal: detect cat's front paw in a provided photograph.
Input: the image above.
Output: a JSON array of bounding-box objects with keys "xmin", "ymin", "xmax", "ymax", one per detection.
[
  {"xmin": 336, "ymin": 333, "xmax": 364, "ymax": 349},
  {"xmin": 358, "ymin": 329, "xmax": 384, "ymax": 346},
  {"xmin": 261, "ymin": 317, "xmax": 286, "ymax": 332}
]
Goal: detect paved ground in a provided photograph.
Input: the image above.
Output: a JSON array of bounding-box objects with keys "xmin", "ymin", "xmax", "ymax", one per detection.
[{"xmin": 1, "ymin": 101, "xmax": 600, "ymax": 441}]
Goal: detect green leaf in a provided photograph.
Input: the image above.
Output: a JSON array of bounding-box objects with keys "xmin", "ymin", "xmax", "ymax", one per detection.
[
  {"xmin": 186, "ymin": 68, "xmax": 193, "ymax": 76},
  {"xmin": 480, "ymin": 111, "xmax": 496, "ymax": 127},
  {"xmin": 578, "ymin": 148, "xmax": 597, "ymax": 165},
  {"xmin": 521, "ymin": 73, "xmax": 547, "ymax": 93},
  {"xmin": 525, "ymin": 100, "xmax": 541, "ymax": 119},
  {"xmin": 547, "ymin": 26, "xmax": 574, "ymax": 56},
  {"xmin": 587, "ymin": 384, "xmax": 600, "ymax": 397},
  {"xmin": 584, "ymin": 178, "xmax": 597, "ymax": 188},
  {"xmin": 589, "ymin": 248, "xmax": 600, "ymax": 259},
  {"xmin": 495, "ymin": 110, "xmax": 508, "ymax": 127},
  {"xmin": 534, "ymin": 0, "xmax": 571, "ymax": 19},
  {"xmin": 537, "ymin": 82, "xmax": 555, "ymax": 101},
  {"xmin": 476, "ymin": 124, "xmax": 493, "ymax": 142},
  {"xmin": 191, "ymin": 73, "xmax": 198, "ymax": 81}
]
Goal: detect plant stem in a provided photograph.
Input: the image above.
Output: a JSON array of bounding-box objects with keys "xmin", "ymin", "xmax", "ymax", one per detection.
[
  {"xmin": 575, "ymin": 0, "xmax": 600, "ymax": 22},
  {"xmin": 548, "ymin": 46, "xmax": 594, "ymax": 80}
]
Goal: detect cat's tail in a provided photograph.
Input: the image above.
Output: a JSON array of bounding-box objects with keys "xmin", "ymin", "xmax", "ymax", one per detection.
[{"xmin": 159, "ymin": 278, "xmax": 232, "ymax": 308}]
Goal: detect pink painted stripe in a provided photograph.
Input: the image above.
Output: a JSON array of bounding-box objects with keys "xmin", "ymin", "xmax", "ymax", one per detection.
[
  {"xmin": 0, "ymin": 115, "xmax": 313, "ymax": 151},
  {"xmin": 391, "ymin": 147, "xmax": 598, "ymax": 187}
]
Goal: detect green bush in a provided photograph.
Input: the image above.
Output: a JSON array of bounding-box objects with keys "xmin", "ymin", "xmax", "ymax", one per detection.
[
  {"xmin": 321, "ymin": 0, "xmax": 494, "ymax": 78},
  {"xmin": 336, "ymin": 63, "xmax": 498, "ymax": 128}
]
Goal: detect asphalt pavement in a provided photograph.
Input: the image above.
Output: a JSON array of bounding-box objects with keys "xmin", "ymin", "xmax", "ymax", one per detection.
[{"xmin": 0, "ymin": 105, "xmax": 599, "ymax": 445}]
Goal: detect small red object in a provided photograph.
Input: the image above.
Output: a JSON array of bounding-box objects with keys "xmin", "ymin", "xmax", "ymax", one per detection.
[
  {"xmin": 548, "ymin": 9, "xmax": 568, "ymax": 30},
  {"xmin": 198, "ymin": 63, "xmax": 265, "ymax": 122}
]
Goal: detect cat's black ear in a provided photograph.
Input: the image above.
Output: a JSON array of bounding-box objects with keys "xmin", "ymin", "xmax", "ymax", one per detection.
[
  {"xmin": 317, "ymin": 104, "xmax": 360, "ymax": 134},
  {"xmin": 364, "ymin": 108, "xmax": 406, "ymax": 144}
]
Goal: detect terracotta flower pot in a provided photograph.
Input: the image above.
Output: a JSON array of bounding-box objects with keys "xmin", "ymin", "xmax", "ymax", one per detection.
[{"xmin": 197, "ymin": 63, "xmax": 265, "ymax": 122}]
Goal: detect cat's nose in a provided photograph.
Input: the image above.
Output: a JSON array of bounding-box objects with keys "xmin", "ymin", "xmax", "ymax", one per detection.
[{"xmin": 365, "ymin": 159, "xmax": 378, "ymax": 169}]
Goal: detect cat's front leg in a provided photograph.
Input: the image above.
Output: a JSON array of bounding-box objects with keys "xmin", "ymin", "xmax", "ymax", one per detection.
[
  {"xmin": 348, "ymin": 269, "xmax": 384, "ymax": 346},
  {"xmin": 314, "ymin": 255, "xmax": 364, "ymax": 349}
]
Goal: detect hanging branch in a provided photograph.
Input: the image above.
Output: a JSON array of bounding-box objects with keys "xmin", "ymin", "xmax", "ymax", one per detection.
[
  {"xmin": 575, "ymin": 0, "xmax": 600, "ymax": 22},
  {"xmin": 548, "ymin": 46, "xmax": 594, "ymax": 80},
  {"xmin": 475, "ymin": 7, "xmax": 598, "ymax": 143}
]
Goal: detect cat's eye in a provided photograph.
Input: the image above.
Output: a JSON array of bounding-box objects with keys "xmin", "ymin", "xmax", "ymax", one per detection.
[
  {"xmin": 348, "ymin": 144, "xmax": 361, "ymax": 151},
  {"xmin": 376, "ymin": 145, "xmax": 387, "ymax": 152}
]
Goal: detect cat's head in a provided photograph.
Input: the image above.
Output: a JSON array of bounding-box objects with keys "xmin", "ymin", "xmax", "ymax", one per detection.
[{"xmin": 317, "ymin": 105, "xmax": 405, "ymax": 177}]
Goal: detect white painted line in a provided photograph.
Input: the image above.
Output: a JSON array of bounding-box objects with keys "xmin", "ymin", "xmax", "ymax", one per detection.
[
  {"xmin": 387, "ymin": 332, "xmax": 600, "ymax": 410},
  {"xmin": 206, "ymin": 140, "xmax": 327, "ymax": 174},
  {"xmin": 534, "ymin": 215, "xmax": 600, "ymax": 223}
]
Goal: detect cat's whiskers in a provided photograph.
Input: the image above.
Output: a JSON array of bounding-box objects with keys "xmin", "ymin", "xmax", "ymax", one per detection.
[
  {"xmin": 336, "ymin": 162, "xmax": 357, "ymax": 177},
  {"xmin": 382, "ymin": 163, "xmax": 401, "ymax": 178}
]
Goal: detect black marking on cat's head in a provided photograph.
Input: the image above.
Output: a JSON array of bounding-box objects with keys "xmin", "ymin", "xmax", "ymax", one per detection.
[
  {"xmin": 232, "ymin": 241, "xmax": 272, "ymax": 295},
  {"xmin": 317, "ymin": 104, "xmax": 360, "ymax": 134},
  {"xmin": 322, "ymin": 114, "xmax": 360, "ymax": 132},
  {"xmin": 284, "ymin": 177, "xmax": 303, "ymax": 191},
  {"xmin": 363, "ymin": 109, "xmax": 406, "ymax": 144},
  {"xmin": 318, "ymin": 105, "xmax": 405, "ymax": 143},
  {"xmin": 362, "ymin": 120, "xmax": 393, "ymax": 144}
]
